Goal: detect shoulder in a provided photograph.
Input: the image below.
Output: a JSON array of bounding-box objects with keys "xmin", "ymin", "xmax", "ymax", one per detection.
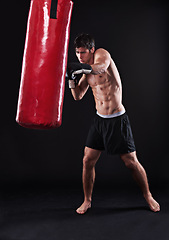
[{"xmin": 94, "ymin": 48, "xmax": 111, "ymax": 59}]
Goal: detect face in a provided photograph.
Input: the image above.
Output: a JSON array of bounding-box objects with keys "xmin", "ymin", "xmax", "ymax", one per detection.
[{"xmin": 75, "ymin": 47, "xmax": 94, "ymax": 64}]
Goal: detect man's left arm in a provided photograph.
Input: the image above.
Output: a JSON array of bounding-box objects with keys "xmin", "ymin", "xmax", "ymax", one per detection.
[{"xmin": 91, "ymin": 48, "xmax": 111, "ymax": 75}]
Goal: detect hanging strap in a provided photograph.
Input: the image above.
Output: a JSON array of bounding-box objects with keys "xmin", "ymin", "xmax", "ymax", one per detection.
[{"xmin": 50, "ymin": 0, "xmax": 58, "ymax": 19}]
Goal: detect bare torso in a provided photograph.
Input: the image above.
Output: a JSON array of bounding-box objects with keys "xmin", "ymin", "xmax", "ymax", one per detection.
[{"xmin": 87, "ymin": 51, "xmax": 125, "ymax": 115}]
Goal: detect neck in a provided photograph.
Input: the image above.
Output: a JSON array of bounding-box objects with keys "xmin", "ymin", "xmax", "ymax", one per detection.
[{"xmin": 88, "ymin": 54, "xmax": 94, "ymax": 65}]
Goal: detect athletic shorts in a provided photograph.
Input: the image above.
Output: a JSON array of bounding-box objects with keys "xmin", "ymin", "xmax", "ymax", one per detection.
[{"xmin": 85, "ymin": 112, "xmax": 136, "ymax": 155}]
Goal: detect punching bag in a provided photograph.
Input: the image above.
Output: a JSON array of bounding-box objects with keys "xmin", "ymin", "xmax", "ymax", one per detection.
[{"xmin": 16, "ymin": 0, "xmax": 73, "ymax": 129}]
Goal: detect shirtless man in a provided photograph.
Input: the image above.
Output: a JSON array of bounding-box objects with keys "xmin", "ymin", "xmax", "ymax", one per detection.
[{"xmin": 67, "ymin": 33, "xmax": 160, "ymax": 214}]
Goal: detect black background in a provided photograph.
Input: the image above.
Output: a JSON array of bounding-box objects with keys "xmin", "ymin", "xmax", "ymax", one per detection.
[{"xmin": 1, "ymin": 0, "xmax": 169, "ymax": 192}]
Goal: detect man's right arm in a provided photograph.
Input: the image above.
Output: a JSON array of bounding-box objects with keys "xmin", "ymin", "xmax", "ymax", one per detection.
[{"xmin": 71, "ymin": 74, "xmax": 89, "ymax": 100}]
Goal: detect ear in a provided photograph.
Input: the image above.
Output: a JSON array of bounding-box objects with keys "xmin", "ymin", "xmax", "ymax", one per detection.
[{"xmin": 90, "ymin": 47, "xmax": 95, "ymax": 54}]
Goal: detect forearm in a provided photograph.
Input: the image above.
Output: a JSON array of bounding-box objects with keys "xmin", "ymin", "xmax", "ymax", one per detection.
[
  {"xmin": 67, "ymin": 63, "xmax": 91, "ymax": 100},
  {"xmin": 71, "ymin": 83, "xmax": 89, "ymax": 101},
  {"xmin": 71, "ymin": 86, "xmax": 82, "ymax": 100},
  {"xmin": 91, "ymin": 63, "xmax": 107, "ymax": 75},
  {"xmin": 90, "ymin": 48, "xmax": 111, "ymax": 75}
]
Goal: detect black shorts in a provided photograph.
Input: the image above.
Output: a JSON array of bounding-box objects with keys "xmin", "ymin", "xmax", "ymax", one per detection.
[{"xmin": 85, "ymin": 112, "xmax": 136, "ymax": 155}]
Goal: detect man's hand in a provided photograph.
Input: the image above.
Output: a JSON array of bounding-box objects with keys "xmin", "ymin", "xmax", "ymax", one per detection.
[{"xmin": 67, "ymin": 63, "xmax": 92, "ymax": 88}]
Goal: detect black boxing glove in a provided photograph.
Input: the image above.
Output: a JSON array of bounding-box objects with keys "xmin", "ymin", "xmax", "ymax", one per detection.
[{"xmin": 67, "ymin": 63, "xmax": 92, "ymax": 88}]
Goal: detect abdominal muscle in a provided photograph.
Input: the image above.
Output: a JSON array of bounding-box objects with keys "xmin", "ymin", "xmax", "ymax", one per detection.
[{"xmin": 88, "ymin": 73, "xmax": 125, "ymax": 115}]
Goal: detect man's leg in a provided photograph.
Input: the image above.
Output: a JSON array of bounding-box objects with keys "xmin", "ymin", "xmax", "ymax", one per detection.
[
  {"xmin": 120, "ymin": 151, "xmax": 160, "ymax": 212},
  {"xmin": 76, "ymin": 147, "xmax": 101, "ymax": 214}
]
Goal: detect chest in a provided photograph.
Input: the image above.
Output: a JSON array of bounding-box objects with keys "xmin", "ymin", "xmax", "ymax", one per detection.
[{"xmin": 87, "ymin": 73, "xmax": 109, "ymax": 87}]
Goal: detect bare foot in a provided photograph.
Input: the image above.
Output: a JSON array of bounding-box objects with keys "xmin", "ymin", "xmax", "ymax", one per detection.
[
  {"xmin": 144, "ymin": 194, "xmax": 160, "ymax": 212},
  {"xmin": 76, "ymin": 201, "xmax": 91, "ymax": 214}
]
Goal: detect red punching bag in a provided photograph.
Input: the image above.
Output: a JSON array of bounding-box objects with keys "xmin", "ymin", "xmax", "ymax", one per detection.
[{"xmin": 16, "ymin": 0, "xmax": 73, "ymax": 129}]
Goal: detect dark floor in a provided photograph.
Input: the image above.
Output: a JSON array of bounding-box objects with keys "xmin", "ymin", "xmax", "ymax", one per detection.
[{"xmin": 0, "ymin": 184, "xmax": 169, "ymax": 240}]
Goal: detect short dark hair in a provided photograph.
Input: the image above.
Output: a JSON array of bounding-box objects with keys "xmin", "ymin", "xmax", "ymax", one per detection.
[{"xmin": 74, "ymin": 33, "xmax": 95, "ymax": 51}]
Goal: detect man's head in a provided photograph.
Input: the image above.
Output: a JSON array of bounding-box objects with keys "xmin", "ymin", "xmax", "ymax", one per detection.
[{"xmin": 74, "ymin": 33, "xmax": 95, "ymax": 64}]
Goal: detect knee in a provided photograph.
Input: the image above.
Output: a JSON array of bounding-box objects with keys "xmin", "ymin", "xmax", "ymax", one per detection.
[
  {"xmin": 121, "ymin": 153, "xmax": 139, "ymax": 170},
  {"xmin": 83, "ymin": 155, "xmax": 96, "ymax": 169},
  {"xmin": 82, "ymin": 147, "xmax": 101, "ymax": 169}
]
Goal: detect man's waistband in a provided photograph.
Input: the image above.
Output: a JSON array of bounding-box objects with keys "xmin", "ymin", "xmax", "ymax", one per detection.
[{"xmin": 96, "ymin": 109, "xmax": 126, "ymax": 119}]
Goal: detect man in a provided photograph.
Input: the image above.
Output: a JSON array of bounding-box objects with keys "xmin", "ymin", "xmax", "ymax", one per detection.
[{"xmin": 67, "ymin": 33, "xmax": 160, "ymax": 214}]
